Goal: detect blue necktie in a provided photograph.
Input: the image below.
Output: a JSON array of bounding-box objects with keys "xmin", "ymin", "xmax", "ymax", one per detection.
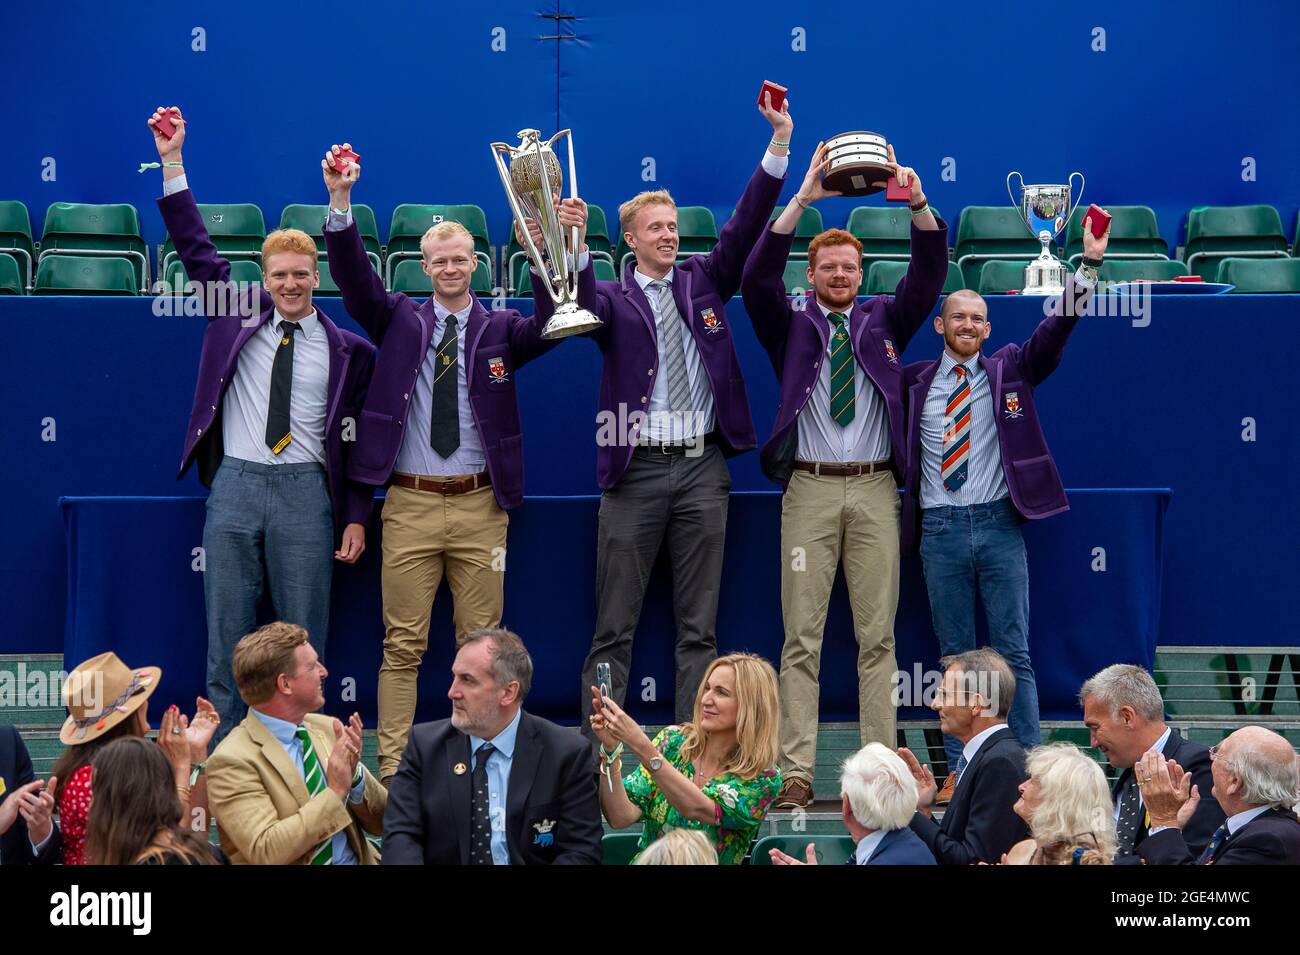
[
  {"xmin": 954, "ymin": 754, "xmax": 969, "ymax": 787},
  {"xmin": 1197, "ymin": 823, "xmax": 1229, "ymax": 864}
]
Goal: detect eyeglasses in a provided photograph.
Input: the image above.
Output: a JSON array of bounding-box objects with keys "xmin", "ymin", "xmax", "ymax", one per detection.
[{"xmin": 1208, "ymin": 743, "xmax": 1223, "ymax": 762}]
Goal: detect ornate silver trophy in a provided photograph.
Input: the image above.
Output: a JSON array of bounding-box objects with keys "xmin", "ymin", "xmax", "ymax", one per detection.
[
  {"xmin": 1006, "ymin": 171, "xmax": 1084, "ymax": 294},
  {"xmin": 823, "ymin": 130, "xmax": 893, "ymax": 196},
  {"xmin": 490, "ymin": 129, "xmax": 601, "ymax": 339}
]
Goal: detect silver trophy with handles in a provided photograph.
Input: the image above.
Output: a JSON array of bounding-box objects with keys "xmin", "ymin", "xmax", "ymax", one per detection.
[
  {"xmin": 1006, "ymin": 171, "xmax": 1084, "ymax": 295},
  {"xmin": 490, "ymin": 129, "xmax": 601, "ymax": 339}
]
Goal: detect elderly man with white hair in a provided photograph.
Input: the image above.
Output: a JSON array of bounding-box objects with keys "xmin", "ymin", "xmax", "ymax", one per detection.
[
  {"xmin": 1137, "ymin": 724, "xmax": 1300, "ymax": 865},
  {"xmin": 768, "ymin": 743, "xmax": 935, "ymax": 865},
  {"xmin": 1079, "ymin": 663, "xmax": 1224, "ymax": 861}
]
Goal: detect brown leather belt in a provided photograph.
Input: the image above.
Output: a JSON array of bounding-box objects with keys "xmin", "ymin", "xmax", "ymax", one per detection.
[
  {"xmin": 390, "ymin": 471, "xmax": 491, "ymax": 495},
  {"xmin": 793, "ymin": 460, "xmax": 892, "ymax": 477}
]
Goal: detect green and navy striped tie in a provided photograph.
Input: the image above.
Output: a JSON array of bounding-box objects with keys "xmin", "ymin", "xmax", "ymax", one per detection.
[
  {"xmin": 295, "ymin": 725, "xmax": 333, "ymax": 865},
  {"xmin": 828, "ymin": 312, "xmax": 855, "ymax": 427}
]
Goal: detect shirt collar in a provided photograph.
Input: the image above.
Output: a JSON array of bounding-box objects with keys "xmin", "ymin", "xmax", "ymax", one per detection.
[
  {"xmin": 1152, "ymin": 726, "xmax": 1173, "ymax": 754},
  {"xmin": 1226, "ymin": 804, "xmax": 1272, "ymax": 835},
  {"xmin": 470, "ymin": 707, "xmax": 523, "ymax": 760},
  {"xmin": 250, "ymin": 707, "xmax": 301, "ymax": 748},
  {"xmin": 274, "ymin": 308, "xmax": 319, "ymax": 341},
  {"xmin": 634, "ymin": 268, "xmax": 673, "ymax": 290},
  {"xmin": 433, "ymin": 298, "xmax": 474, "ymax": 325},
  {"xmin": 939, "ymin": 350, "xmax": 978, "ymax": 379},
  {"xmin": 963, "ymin": 723, "xmax": 1006, "ymax": 764},
  {"xmin": 818, "ymin": 301, "xmax": 852, "ymax": 326},
  {"xmin": 854, "ymin": 828, "xmax": 888, "ymax": 865}
]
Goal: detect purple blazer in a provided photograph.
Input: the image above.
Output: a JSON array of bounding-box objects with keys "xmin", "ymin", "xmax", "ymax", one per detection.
[
  {"xmin": 158, "ymin": 190, "xmax": 376, "ymax": 537},
  {"xmin": 900, "ymin": 279, "xmax": 1090, "ymax": 556},
  {"xmin": 740, "ymin": 216, "xmax": 949, "ymax": 486},
  {"xmin": 532, "ymin": 162, "xmax": 783, "ymax": 490},
  {"xmin": 323, "ymin": 220, "xmax": 558, "ymax": 510}
]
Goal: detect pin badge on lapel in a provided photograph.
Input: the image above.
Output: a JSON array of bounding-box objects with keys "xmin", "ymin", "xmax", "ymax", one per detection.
[
  {"xmin": 453, "ymin": 762, "xmax": 468, "ymax": 776},
  {"xmin": 701, "ymin": 308, "xmax": 722, "ymax": 334},
  {"xmin": 884, "ymin": 339, "xmax": 898, "ymax": 363},
  {"xmin": 532, "ymin": 818, "xmax": 556, "ymax": 848},
  {"xmin": 1004, "ymin": 392, "xmax": 1023, "ymax": 419},
  {"xmin": 487, "ymin": 356, "xmax": 509, "ymax": 383}
]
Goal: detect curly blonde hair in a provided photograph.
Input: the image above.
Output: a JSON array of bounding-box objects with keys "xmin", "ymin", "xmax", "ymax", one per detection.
[{"xmin": 1024, "ymin": 743, "xmax": 1116, "ymax": 863}]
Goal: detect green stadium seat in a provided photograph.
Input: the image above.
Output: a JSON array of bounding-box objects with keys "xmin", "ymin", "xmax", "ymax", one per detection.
[
  {"xmin": 751, "ymin": 834, "xmax": 857, "ymax": 866},
  {"xmin": 847, "ymin": 206, "xmax": 913, "ymax": 260},
  {"xmin": 783, "ymin": 257, "xmax": 813, "ymax": 294},
  {"xmin": 601, "ymin": 832, "xmax": 642, "ymax": 866},
  {"xmin": 165, "ymin": 258, "xmax": 263, "ymax": 291},
  {"xmin": 387, "ymin": 204, "xmax": 492, "ymax": 288},
  {"xmin": 1063, "ymin": 205, "xmax": 1167, "ymax": 265},
  {"xmin": 764, "ymin": 204, "xmax": 824, "ymax": 254},
  {"xmin": 676, "ymin": 205, "xmax": 718, "ymax": 254},
  {"xmin": 585, "ymin": 203, "xmax": 614, "ymax": 263},
  {"xmin": 977, "ymin": 259, "xmax": 1035, "ymax": 294},
  {"xmin": 1218, "ymin": 257, "xmax": 1300, "ymax": 293},
  {"xmin": 953, "ymin": 206, "xmax": 1041, "ymax": 287},
  {"xmin": 864, "ymin": 259, "xmax": 965, "ymax": 296},
  {"xmin": 0, "ymin": 252, "xmax": 22, "ymax": 294},
  {"xmin": 1182, "ymin": 204, "xmax": 1289, "ymax": 280},
  {"xmin": 1100, "ymin": 259, "xmax": 1189, "ymax": 283},
  {"xmin": 516, "ymin": 257, "xmax": 615, "ymax": 297},
  {"xmin": 34, "ymin": 254, "xmax": 138, "ymax": 295},
  {"xmin": 278, "ymin": 203, "xmax": 382, "ymax": 268},
  {"xmin": 39, "ymin": 202, "xmax": 148, "ymax": 290},
  {"xmin": 162, "ymin": 202, "xmax": 266, "ymax": 273},
  {"xmin": 0, "ymin": 200, "xmax": 36, "ymax": 291}
]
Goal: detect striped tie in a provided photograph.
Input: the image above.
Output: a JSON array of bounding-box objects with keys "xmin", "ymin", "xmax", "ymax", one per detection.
[
  {"xmin": 1197, "ymin": 823, "xmax": 1230, "ymax": 864},
  {"xmin": 827, "ymin": 312, "xmax": 855, "ymax": 427},
  {"xmin": 295, "ymin": 725, "xmax": 333, "ymax": 865},
  {"xmin": 942, "ymin": 365, "xmax": 971, "ymax": 493},
  {"xmin": 648, "ymin": 280, "xmax": 693, "ymax": 413}
]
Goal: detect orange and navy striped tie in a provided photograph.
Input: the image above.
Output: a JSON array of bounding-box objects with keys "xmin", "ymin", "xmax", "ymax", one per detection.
[{"xmin": 942, "ymin": 365, "xmax": 971, "ymax": 492}]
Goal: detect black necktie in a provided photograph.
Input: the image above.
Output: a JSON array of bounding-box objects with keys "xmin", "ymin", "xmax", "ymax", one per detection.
[
  {"xmin": 265, "ymin": 320, "xmax": 299, "ymax": 454},
  {"xmin": 429, "ymin": 315, "xmax": 460, "ymax": 458},
  {"xmin": 1114, "ymin": 773, "xmax": 1142, "ymax": 857},
  {"xmin": 470, "ymin": 741, "xmax": 495, "ymax": 865}
]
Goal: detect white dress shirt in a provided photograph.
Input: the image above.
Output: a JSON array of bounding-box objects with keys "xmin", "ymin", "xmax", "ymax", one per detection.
[
  {"xmin": 853, "ymin": 828, "xmax": 888, "ymax": 865},
  {"xmin": 796, "ymin": 302, "xmax": 890, "ymax": 464},
  {"xmin": 962, "ymin": 723, "xmax": 1007, "ymax": 767}
]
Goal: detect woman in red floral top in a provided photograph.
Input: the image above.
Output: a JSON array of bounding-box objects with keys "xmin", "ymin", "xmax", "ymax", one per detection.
[{"xmin": 51, "ymin": 651, "xmax": 219, "ymax": 865}]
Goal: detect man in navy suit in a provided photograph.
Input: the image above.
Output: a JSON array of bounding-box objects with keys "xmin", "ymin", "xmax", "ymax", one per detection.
[
  {"xmin": 1079, "ymin": 663, "xmax": 1225, "ymax": 861},
  {"xmin": 0, "ymin": 725, "xmax": 59, "ymax": 865},
  {"xmin": 1138, "ymin": 725, "xmax": 1300, "ymax": 865},
  {"xmin": 902, "ymin": 217, "xmax": 1110, "ymax": 773},
  {"xmin": 740, "ymin": 142, "xmax": 947, "ymax": 809},
  {"xmin": 768, "ymin": 742, "xmax": 935, "ymax": 865},
  {"xmin": 382, "ymin": 628, "xmax": 602, "ymax": 865},
  {"xmin": 321, "ymin": 145, "xmax": 559, "ymax": 784},
  {"xmin": 148, "ymin": 108, "xmax": 375, "ymax": 741},
  {"xmin": 899, "ymin": 649, "xmax": 1029, "ymax": 864},
  {"xmin": 531, "ymin": 95, "xmax": 792, "ymax": 730}
]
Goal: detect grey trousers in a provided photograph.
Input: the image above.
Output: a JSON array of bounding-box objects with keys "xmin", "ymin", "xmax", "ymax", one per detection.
[{"xmin": 579, "ymin": 444, "xmax": 730, "ymax": 734}]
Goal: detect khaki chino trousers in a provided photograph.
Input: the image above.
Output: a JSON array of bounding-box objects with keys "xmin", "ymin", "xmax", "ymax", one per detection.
[
  {"xmin": 377, "ymin": 480, "xmax": 507, "ymax": 779},
  {"xmin": 778, "ymin": 468, "xmax": 900, "ymax": 786}
]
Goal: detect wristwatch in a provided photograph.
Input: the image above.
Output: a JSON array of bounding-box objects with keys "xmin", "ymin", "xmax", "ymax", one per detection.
[{"xmin": 646, "ymin": 755, "xmax": 663, "ymax": 772}]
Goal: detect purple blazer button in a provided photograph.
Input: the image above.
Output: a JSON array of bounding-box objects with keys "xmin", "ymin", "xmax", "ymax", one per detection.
[
  {"xmin": 403, "ymin": 393, "xmax": 409, "ymax": 400},
  {"xmin": 640, "ymin": 396, "xmax": 647, "ymax": 403},
  {"xmin": 647, "ymin": 369, "xmax": 653, "ymax": 375},
  {"xmin": 196, "ymin": 428, "xmax": 202, "ymax": 435}
]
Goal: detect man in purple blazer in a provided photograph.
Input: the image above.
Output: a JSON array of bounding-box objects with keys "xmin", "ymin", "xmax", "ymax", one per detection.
[
  {"xmin": 740, "ymin": 142, "xmax": 947, "ymax": 809},
  {"xmin": 531, "ymin": 96, "xmax": 793, "ymax": 731},
  {"xmin": 321, "ymin": 145, "xmax": 559, "ymax": 784},
  {"xmin": 901, "ymin": 215, "xmax": 1110, "ymax": 773},
  {"xmin": 148, "ymin": 108, "xmax": 375, "ymax": 742}
]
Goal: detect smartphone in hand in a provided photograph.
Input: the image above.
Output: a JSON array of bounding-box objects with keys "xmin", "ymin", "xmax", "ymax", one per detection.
[{"xmin": 596, "ymin": 662, "xmax": 611, "ymax": 704}]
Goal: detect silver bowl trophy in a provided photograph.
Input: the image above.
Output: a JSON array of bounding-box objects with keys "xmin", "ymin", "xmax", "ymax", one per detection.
[
  {"xmin": 490, "ymin": 129, "xmax": 601, "ymax": 339},
  {"xmin": 1006, "ymin": 171, "xmax": 1084, "ymax": 295},
  {"xmin": 823, "ymin": 130, "xmax": 893, "ymax": 196}
]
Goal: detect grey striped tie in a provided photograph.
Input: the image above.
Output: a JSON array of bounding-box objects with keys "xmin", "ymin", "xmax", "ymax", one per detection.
[{"xmin": 648, "ymin": 280, "xmax": 693, "ymax": 413}]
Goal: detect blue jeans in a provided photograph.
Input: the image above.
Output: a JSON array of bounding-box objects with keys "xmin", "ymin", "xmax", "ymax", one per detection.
[
  {"xmin": 919, "ymin": 498, "xmax": 1040, "ymax": 770},
  {"xmin": 203, "ymin": 457, "xmax": 334, "ymax": 741}
]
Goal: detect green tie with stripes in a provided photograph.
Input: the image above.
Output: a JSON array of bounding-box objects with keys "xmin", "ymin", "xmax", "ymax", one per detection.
[
  {"xmin": 828, "ymin": 312, "xmax": 855, "ymax": 427},
  {"xmin": 295, "ymin": 725, "xmax": 333, "ymax": 865}
]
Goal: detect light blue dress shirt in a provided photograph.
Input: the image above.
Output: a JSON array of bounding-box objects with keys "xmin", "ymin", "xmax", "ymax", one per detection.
[
  {"xmin": 251, "ymin": 708, "xmax": 366, "ymax": 865},
  {"xmin": 469, "ymin": 707, "xmax": 522, "ymax": 866}
]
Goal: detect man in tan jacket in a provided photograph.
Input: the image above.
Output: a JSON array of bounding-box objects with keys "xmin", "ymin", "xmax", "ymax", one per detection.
[{"xmin": 207, "ymin": 622, "xmax": 386, "ymax": 864}]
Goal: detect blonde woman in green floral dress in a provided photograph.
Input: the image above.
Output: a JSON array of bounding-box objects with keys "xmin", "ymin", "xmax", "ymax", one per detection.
[{"xmin": 589, "ymin": 653, "xmax": 782, "ymax": 864}]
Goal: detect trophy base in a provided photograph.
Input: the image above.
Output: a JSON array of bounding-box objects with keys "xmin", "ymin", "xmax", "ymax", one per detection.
[
  {"xmin": 541, "ymin": 302, "xmax": 603, "ymax": 340},
  {"xmin": 1022, "ymin": 255, "xmax": 1068, "ymax": 296},
  {"xmin": 823, "ymin": 161, "xmax": 892, "ymax": 198}
]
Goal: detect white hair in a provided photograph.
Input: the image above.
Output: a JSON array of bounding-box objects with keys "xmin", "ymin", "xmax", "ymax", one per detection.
[
  {"xmin": 1024, "ymin": 743, "xmax": 1117, "ymax": 860},
  {"xmin": 1226, "ymin": 729, "xmax": 1300, "ymax": 808},
  {"xmin": 840, "ymin": 743, "xmax": 918, "ymax": 832},
  {"xmin": 1078, "ymin": 664, "xmax": 1164, "ymax": 722}
]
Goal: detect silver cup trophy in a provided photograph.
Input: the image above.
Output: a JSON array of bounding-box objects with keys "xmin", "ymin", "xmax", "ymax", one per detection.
[
  {"xmin": 1006, "ymin": 171, "xmax": 1084, "ymax": 295},
  {"xmin": 490, "ymin": 129, "xmax": 601, "ymax": 339}
]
